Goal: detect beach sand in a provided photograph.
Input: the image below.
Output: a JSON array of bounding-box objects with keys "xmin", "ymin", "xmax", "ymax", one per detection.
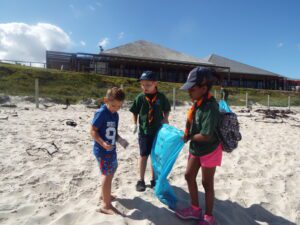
[{"xmin": 0, "ymin": 97, "xmax": 299, "ymax": 225}]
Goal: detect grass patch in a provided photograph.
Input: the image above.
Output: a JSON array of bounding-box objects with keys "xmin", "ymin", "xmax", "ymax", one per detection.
[{"xmin": 0, "ymin": 63, "xmax": 299, "ymax": 106}]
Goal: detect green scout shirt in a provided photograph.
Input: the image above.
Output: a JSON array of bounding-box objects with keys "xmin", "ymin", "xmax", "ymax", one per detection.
[
  {"xmin": 189, "ymin": 97, "xmax": 220, "ymax": 156},
  {"xmin": 130, "ymin": 91, "xmax": 171, "ymax": 136}
]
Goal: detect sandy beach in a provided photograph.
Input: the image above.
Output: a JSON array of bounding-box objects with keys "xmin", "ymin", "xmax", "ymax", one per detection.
[{"xmin": 0, "ymin": 97, "xmax": 299, "ymax": 225}]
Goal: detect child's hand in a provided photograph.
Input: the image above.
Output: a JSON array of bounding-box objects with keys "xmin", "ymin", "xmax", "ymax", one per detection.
[
  {"xmin": 181, "ymin": 135, "xmax": 189, "ymax": 143},
  {"xmin": 102, "ymin": 142, "xmax": 113, "ymax": 151},
  {"xmin": 118, "ymin": 137, "xmax": 129, "ymax": 149}
]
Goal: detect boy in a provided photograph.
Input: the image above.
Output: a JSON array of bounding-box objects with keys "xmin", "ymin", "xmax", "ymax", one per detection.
[
  {"xmin": 90, "ymin": 87, "xmax": 128, "ymax": 215},
  {"xmin": 130, "ymin": 71, "xmax": 171, "ymax": 192}
]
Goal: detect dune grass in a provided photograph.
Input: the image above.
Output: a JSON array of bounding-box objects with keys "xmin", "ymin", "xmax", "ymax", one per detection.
[{"xmin": 0, "ymin": 62, "xmax": 299, "ymax": 106}]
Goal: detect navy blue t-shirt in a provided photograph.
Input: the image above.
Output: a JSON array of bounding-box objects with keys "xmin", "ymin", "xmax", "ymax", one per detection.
[{"xmin": 91, "ymin": 104, "xmax": 119, "ymax": 158}]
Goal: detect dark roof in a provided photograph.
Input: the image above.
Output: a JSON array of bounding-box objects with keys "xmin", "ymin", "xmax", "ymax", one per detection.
[
  {"xmin": 203, "ymin": 54, "xmax": 283, "ymax": 77},
  {"xmin": 102, "ymin": 40, "xmax": 213, "ymax": 66}
]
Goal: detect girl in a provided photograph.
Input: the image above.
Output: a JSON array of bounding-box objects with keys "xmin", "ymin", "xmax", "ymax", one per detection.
[{"xmin": 176, "ymin": 67, "xmax": 222, "ymax": 225}]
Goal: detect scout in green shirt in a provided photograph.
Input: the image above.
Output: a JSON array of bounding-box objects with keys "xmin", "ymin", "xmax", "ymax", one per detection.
[
  {"xmin": 130, "ymin": 92, "xmax": 171, "ymax": 136},
  {"xmin": 130, "ymin": 71, "xmax": 171, "ymax": 192},
  {"xmin": 220, "ymin": 86, "xmax": 229, "ymax": 102},
  {"xmin": 188, "ymin": 96, "xmax": 220, "ymax": 157},
  {"xmin": 176, "ymin": 67, "xmax": 221, "ymax": 225}
]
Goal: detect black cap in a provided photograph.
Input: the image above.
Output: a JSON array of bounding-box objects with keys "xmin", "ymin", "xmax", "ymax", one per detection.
[
  {"xmin": 138, "ymin": 71, "xmax": 158, "ymax": 81},
  {"xmin": 180, "ymin": 67, "xmax": 215, "ymax": 90}
]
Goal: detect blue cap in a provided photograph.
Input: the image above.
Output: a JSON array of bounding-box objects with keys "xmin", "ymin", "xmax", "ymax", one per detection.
[
  {"xmin": 180, "ymin": 67, "xmax": 214, "ymax": 90},
  {"xmin": 138, "ymin": 71, "xmax": 158, "ymax": 81}
]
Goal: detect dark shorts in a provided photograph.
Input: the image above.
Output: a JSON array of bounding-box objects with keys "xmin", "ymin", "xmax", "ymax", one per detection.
[
  {"xmin": 138, "ymin": 134, "xmax": 155, "ymax": 156},
  {"xmin": 95, "ymin": 152, "xmax": 118, "ymax": 175}
]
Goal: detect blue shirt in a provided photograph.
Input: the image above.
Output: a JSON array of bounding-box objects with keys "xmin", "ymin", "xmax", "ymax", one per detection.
[{"xmin": 91, "ymin": 104, "xmax": 119, "ymax": 158}]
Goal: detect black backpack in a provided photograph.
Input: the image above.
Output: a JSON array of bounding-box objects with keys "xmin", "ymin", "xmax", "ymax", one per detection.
[{"xmin": 218, "ymin": 112, "xmax": 242, "ymax": 152}]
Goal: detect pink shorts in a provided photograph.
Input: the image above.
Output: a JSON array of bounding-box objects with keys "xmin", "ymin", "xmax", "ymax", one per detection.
[{"xmin": 189, "ymin": 144, "xmax": 223, "ymax": 168}]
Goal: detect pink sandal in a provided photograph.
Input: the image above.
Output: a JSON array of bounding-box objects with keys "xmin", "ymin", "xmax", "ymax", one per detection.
[{"xmin": 176, "ymin": 206, "xmax": 203, "ymax": 220}]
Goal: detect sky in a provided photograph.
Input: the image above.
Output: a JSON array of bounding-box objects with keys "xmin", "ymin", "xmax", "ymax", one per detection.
[{"xmin": 0, "ymin": 0, "xmax": 299, "ymax": 79}]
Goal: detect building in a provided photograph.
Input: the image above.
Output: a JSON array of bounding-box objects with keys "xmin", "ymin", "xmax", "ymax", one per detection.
[
  {"xmin": 46, "ymin": 40, "xmax": 229, "ymax": 83},
  {"xmin": 46, "ymin": 40, "xmax": 289, "ymax": 90},
  {"xmin": 203, "ymin": 54, "xmax": 287, "ymax": 90}
]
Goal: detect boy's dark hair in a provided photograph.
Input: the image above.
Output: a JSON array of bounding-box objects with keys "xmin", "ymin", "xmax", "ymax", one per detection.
[{"xmin": 106, "ymin": 87, "xmax": 125, "ymax": 101}]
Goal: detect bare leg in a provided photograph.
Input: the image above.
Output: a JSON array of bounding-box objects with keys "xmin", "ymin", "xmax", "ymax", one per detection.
[
  {"xmin": 100, "ymin": 174, "xmax": 115, "ymax": 215},
  {"xmin": 185, "ymin": 157, "xmax": 201, "ymax": 207},
  {"xmin": 149, "ymin": 157, "xmax": 155, "ymax": 180},
  {"xmin": 201, "ymin": 167, "xmax": 216, "ymax": 216},
  {"xmin": 139, "ymin": 156, "xmax": 148, "ymax": 181},
  {"xmin": 99, "ymin": 194, "xmax": 116, "ymax": 202}
]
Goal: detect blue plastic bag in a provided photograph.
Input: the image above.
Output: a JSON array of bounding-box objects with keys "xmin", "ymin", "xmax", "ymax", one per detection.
[
  {"xmin": 151, "ymin": 124, "xmax": 185, "ymax": 209},
  {"xmin": 219, "ymin": 99, "xmax": 232, "ymax": 113}
]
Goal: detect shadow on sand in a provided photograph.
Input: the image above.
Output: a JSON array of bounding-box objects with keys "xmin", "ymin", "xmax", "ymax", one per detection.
[{"xmin": 117, "ymin": 186, "xmax": 296, "ymax": 225}]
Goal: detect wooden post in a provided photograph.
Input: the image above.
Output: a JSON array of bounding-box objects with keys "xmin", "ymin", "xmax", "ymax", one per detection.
[
  {"xmin": 228, "ymin": 68, "xmax": 231, "ymax": 86},
  {"xmin": 214, "ymin": 89, "xmax": 217, "ymax": 100},
  {"xmin": 35, "ymin": 79, "xmax": 39, "ymax": 108},
  {"xmin": 288, "ymin": 96, "xmax": 291, "ymax": 110},
  {"xmin": 267, "ymin": 95, "xmax": 270, "ymax": 109},
  {"xmin": 120, "ymin": 84, "xmax": 124, "ymax": 89},
  {"xmin": 246, "ymin": 92, "xmax": 248, "ymax": 108},
  {"xmin": 173, "ymin": 87, "xmax": 176, "ymax": 110}
]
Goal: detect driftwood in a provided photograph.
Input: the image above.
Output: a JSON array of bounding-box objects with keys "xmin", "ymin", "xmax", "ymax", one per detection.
[
  {"xmin": 255, "ymin": 109, "xmax": 294, "ymax": 119},
  {"xmin": 254, "ymin": 118, "xmax": 284, "ymax": 124},
  {"xmin": 43, "ymin": 103, "xmax": 55, "ymax": 109},
  {"xmin": 253, "ymin": 109, "xmax": 300, "ymax": 126},
  {"xmin": 26, "ymin": 142, "xmax": 59, "ymax": 157},
  {"xmin": 238, "ymin": 109, "xmax": 251, "ymax": 113},
  {"xmin": 0, "ymin": 104, "xmax": 17, "ymax": 108},
  {"xmin": 86, "ymin": 105, "xmax": 99, "ymax": 109},
  {"xmin": 237, "ymin": 114, "xmax": 254, "ymax": 118}
]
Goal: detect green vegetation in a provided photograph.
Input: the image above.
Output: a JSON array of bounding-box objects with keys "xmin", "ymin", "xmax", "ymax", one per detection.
[{"xmin": 0, "ymin": 62, "xmax": 299, "ymax": 106}]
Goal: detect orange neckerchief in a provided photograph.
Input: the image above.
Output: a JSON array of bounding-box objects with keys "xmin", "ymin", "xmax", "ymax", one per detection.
[
  {"xmin": 184, "ymin": 93, "xmax": 212, "ymax": 140},
  {"xmin": 145, "ymin": 94, "xmax": 157, "ymax": 125}
]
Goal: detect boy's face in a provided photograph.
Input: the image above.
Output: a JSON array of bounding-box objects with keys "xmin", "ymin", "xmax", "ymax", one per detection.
[
  {"xmin": 188, "ymin": 84, "xmax": 208, "ymax": 101},
  {"xmin": 140, "ymin": 80, "xmax": 157, "ymax": 94},
  {"xmin": 106, "ymin": 99, "xmax": 123, "ymax": 113}
]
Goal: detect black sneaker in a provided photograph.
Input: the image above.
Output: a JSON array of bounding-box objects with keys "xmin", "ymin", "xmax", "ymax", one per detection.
[
  {"xmin": 150, "ymin": 179, "xmax": 156, "ymax": 188},
  {"xmin": 136, "ymin": 180, "xmax": 146, "ymax": 192}
]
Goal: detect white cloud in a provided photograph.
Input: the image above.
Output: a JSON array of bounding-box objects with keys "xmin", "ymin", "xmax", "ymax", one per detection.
[
  {"xmin": 0, "ymin": 22, "xmax": 72, "ymax": 62},
  {"xmin": 97, "ymin": 38, "xmax": 109, "ymax": 47},
  {"xmin": 96, "ymin": 2, "xmax": 102, "ymax": 7},
  {"xmin": 118, "ymin": 32, "xmax": 124, "ymax": 39},
  {"xmin": 277, "ymin": 42, "xmax": 283, "ymax": 48},
  {"xmin": 80, "ymin": 41, "xmax": 86, "ymax": 46}
]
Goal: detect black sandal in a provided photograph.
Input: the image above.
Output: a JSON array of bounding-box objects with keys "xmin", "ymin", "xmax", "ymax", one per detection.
[{"xmin": 136, "ymin": 180, "xmax": 146, "ymax": 192}]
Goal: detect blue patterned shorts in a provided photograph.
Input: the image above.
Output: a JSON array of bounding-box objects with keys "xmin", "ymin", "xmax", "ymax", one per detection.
[{"xmin": 95, "ymin": 152, "xmax": 118, "ymax": 175}]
